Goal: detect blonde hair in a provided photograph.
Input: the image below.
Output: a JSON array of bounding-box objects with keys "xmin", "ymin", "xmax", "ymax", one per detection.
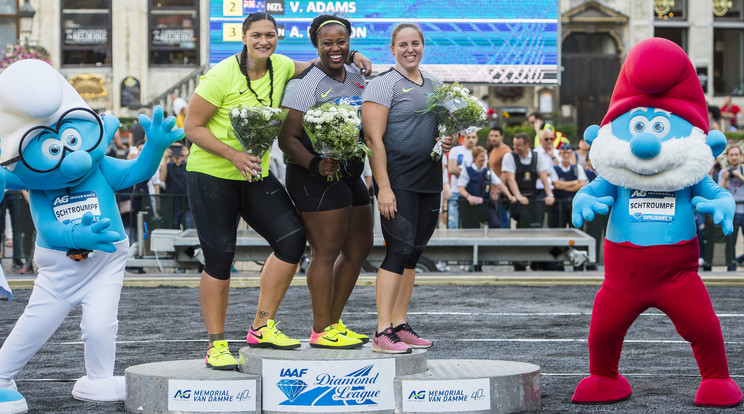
[
  {"xmin": 391, "ymin": 23, "xmax": 425, "ymax": 46},
  {"xmin": 726, "ymin": 144, "xmax": 742, "ymax": 156},
  {"xmin": 471, "ymin": 145, "xmax": 487, "ymax": 158}
]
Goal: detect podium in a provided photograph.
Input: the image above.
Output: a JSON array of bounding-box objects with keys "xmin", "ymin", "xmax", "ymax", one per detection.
[{"xmin": 125, "ymin": 344, "xmax": 540, "ymax": 413}]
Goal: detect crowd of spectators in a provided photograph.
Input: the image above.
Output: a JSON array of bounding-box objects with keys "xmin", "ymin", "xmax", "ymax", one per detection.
[{"xmin": 11, "ymin": 95, "xmax": 740, "ymax": 274}]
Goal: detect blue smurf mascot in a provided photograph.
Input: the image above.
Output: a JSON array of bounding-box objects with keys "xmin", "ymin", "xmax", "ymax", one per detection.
[
  {"xmin": 571, "ymin": 38, "xmax": 742, "ymax": 407},
  {"xmin": 0, "ymin": 59, "xmax": 182, "ymax": 413}
]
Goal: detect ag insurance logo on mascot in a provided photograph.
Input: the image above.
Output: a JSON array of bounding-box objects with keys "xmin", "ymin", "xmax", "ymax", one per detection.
[
  {"xmin": 571, "ymin": 37, "xmax": 742, "ymax": 407},
  {"xmin": 0, "ymin": 59, "xmax": 182, "ymax": 414}
]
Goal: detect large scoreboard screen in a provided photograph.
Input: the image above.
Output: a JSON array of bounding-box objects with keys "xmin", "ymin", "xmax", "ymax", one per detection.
[{"xmin": 209, "ymin": 0, "xmax": 560, "ymax": 84}]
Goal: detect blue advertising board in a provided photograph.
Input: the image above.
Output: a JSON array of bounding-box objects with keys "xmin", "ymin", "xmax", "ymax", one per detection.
[{"xmin": 210, "ymin": 0, "xmax": 560, "ymax": 84}]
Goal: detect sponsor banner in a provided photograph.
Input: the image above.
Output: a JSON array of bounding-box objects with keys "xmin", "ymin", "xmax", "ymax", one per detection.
[
  {"xmin": 262, "ymin": 358, "xmax": 395, "ymax": 412},
  {"xmin": 52, "ymin": 191, "xmax": 101, "ymax": 223},
  {"xmin": 168, "ymin": 379, "xmax": 256, "ymax": 412},
  {"xmin": 628, "ymin": 189, "xmax": 675, "ymax": 222},
  {"xmin": 402, "ymin": 378, "xmax": 490, "ymax": 412}
]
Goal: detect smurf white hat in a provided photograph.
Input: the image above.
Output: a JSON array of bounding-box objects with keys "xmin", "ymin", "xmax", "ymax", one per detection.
[
  {"xmin": 0, "ymin": 59, "xmax": 94, "ymax": 166},
  {"xmin": 173, "ymin": 97, "xmax": 187, "ymax": 116}
]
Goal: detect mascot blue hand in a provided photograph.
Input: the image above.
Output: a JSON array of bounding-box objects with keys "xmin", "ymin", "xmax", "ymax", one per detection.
[
  {"xmin": 72, "ymin": 212, "xmax": 120, "ymax": 253},
  {"xmin": 692, "ymin": 195, "xmax": 735, "ymax": 235},
  {"xmin": 138, "ymin": 105, "xmax": 184, "ymax": 150},
  {"xmin": 572, "ymin": 192, "xmax": 614, "ymax": 228}
]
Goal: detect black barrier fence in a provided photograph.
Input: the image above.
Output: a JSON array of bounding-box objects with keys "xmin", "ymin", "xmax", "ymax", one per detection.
[
  {"xmin": 0, "ymin": 192, "xmax": 192, "ymax": 264},
  {"xmin": 0, "ymin": 192, "xmax": 731, "ymax": 268},
  {"xmin": 447, "ymin": 198, "xmax": 729, "ymax": 266}
]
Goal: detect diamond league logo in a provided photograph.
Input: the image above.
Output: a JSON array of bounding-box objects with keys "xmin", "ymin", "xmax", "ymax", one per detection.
[{"xmin": 276, "ymin": 364, "xmax": 382, "ymax": 406}]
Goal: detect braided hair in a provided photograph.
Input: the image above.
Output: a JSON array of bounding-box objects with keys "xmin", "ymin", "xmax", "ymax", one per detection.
[{"xmin": 239, "ymin": 13, "xmax": 277, "ymax": 107}]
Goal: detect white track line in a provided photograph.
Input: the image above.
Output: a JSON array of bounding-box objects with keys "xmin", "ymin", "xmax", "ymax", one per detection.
[{"xmin": 343, "ymin": 311, "xmax": 744, "ymax": 317}]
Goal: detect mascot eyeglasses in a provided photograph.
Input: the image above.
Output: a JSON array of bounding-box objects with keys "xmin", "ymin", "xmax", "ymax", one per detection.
[{"xmin": 1, "ymin": 107, "xmax": 103, "ymax": 173}]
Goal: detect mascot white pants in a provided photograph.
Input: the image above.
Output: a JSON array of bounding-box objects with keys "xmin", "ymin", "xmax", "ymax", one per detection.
[{"xmin": 0, "ymin": 239, "xmax": 128, "ymax": 401}]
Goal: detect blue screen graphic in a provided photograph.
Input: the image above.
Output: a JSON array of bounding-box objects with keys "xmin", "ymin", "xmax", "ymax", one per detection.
[{"xmin": 209, "ymin": 0, "xmax": 560, "ymax": 84}]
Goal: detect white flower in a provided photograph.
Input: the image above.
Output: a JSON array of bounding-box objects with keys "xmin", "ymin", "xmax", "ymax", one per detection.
[{"xmin": 231, "ymin": 108, "xmax": 240, "ymax": 118}]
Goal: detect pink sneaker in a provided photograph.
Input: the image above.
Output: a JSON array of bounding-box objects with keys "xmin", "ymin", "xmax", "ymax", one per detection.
[
  {"xmin": 372, "ymin": 328, "xmax": 411, "ymax": 354},
  {"xmin": 393, "ymin": 323, "xmax": 433, "ymax": 348}
]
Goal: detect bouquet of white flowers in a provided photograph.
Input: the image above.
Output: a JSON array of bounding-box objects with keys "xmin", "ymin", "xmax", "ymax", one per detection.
[
  {"xmin": 302, "ymin": 102, "xmax": 372, "ymax": 180},
  {"xmin": 421, "ymin": 82, "xmax": 488, "ymax": 161},
  {"xmin": 229, "ymin": 104, "xmax": 287, "ymax": 180}
]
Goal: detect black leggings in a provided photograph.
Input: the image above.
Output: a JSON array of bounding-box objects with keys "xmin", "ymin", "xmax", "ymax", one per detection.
[
  {"xmin": 378, "ymin": 189, "xmax": 440, "ymax": 274},
  {"xmin": 187, "ymin": 171, "xmax": 306, "ymax": 279},
  {"xmin": 285, "ymin": 162, "xmax": 370, "ymax": 212}
]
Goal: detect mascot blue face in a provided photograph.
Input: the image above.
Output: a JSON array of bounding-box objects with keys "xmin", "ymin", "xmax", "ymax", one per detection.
[
  {"xmin": 586, "ymin": 106, "xmax": 726, "ymax": 191},
  {"xmin": 609, "ymin": 108, "xmax": 693, "ymax": 160},
  {"xmin": 9, "ymin": 108, "xmax": 115, "ymax": 190}
]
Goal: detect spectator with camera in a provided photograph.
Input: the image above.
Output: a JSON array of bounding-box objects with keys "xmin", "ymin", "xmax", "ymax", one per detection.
[
  {"xmin": 718, "ymin": 144, "xmax": 744, "ymax": 270},
  {"xmin": 160, "ymin": 141, "xmax": 192, "ymax": 230}
]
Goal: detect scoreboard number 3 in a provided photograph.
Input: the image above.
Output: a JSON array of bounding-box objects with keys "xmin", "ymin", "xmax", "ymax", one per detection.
[{"xmin": 222, "ymin": 23, "xmax": 243, "ymax": 42}]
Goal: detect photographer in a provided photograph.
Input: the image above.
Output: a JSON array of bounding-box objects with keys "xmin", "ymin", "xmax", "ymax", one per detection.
[
  {"xmin": 160, "ymin": 141, "xmax": 192, "ymax": 230},
  {"xmin": 718, "ymin": 144, "xmax": 744, "ymax": 270}
]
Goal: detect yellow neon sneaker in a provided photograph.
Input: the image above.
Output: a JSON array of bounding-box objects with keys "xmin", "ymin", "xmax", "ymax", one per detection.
[
  {"xmin": 247, "ymin": 319, "xmax": 301, "ymax": 349},
  {"xmin": 333, "ymin": 319, "xmax": 369, "ymax": 344},
  {"xmin": 205, "ymin": 340, "xmax": 238, "ymax": 370},
  {"xmin": 310, "ymin": 325, "xmax": 363, "ymax": 349}
]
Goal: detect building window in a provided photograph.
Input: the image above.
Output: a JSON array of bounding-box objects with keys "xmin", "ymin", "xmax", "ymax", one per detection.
[
  {"xmin": 0, "ymin": 0, "xmax": 18, "ymax": 49},
  {"xmin": 654, "ymin": 0, "xmax": 687, "ymax": 20},
  {"xmin": 654, "ymin": 27, "xmax": 688, "ymax": 51},
  {"xmin": 61, "ymin": 0, "xmax": 112, "ymax": 66},
  {"xmin": 149, "ymin": 0, "xmax": 199, "ymax": 66},
  {"xmin": 713, "ymin": 29, "xmax": 744, "ymax": 95}
]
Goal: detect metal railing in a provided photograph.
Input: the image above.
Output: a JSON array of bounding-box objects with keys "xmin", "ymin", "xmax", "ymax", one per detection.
[{"xmin": 143, "ymin": 64, "xmax": 209, "ymax": 114}]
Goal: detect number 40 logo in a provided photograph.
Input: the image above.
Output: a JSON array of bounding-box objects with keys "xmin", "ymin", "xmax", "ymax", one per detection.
[{"xmin": 471, "ymin": 388, "xmax": 486, "ymax": 400}]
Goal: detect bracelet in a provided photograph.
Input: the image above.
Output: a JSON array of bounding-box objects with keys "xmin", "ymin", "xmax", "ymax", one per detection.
[
  {"xmin": 349, "ymin": 50, "xmax": 358, "ymax": 62},
  {"xmin": 308, "ymin": 156, "xmax": 323, "ymax": 177}
]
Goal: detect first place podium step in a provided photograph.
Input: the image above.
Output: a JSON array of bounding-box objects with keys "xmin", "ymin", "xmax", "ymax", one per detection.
[{"xmin": 125, "ymin": 344, "xmax": 540, "ymax": 414}]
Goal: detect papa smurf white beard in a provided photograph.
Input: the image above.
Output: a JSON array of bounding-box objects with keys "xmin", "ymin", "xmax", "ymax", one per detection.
[{"xmin": 589, "ymin": 124, "xmax": 714, "ymax": 192}]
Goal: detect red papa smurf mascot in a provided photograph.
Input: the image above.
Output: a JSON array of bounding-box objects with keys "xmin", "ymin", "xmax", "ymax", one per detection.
[
  {"xmin": 571, "ymin": 38, "xmax": 743, "ymax": 407},
  {"xmin": 0, "ymin": 59, "xmax": 182, "ymax": 413}
]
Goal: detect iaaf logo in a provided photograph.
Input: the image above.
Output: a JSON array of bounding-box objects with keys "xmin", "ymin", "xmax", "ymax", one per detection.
[{"xmin": 276, "ymin": 364, "xmax": 382, "ymax": 406}]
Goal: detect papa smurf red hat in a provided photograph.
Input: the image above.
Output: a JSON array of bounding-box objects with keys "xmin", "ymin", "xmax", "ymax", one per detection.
[{"xmin": 601, "ymin": 37, "xmax": 709, "ymax": 133}]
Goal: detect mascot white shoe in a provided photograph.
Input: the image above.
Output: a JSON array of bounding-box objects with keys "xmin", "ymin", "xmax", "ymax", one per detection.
[
  {"xmin": 0, "ymin": 59, "xmax": 183, "ymax": 409},
  {"xmin": 571, "ymin": 37, "xmax": 743, "ymax": 407}
]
